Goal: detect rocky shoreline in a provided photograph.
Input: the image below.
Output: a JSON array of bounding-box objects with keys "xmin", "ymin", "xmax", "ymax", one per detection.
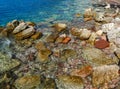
[{"xmin": 0, "ymin": 5, "xmax": 120, "ymax": 89}]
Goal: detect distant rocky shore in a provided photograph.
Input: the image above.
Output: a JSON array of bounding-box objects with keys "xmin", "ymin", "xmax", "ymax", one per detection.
[{"xmin": 1, "ymin": 5, "xmax": 120, "ymax": 89}]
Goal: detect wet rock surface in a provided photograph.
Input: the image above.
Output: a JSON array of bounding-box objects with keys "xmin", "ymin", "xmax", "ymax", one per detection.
[
  {"xmin": 0, "ymin": 52, "xmax": 20, "ymax": 73},
  {"xmin": 1, "ymin": 5, "xmax": 120, "ymax": 89},
  {"xmin": 92, "ymin": 65, "xmax": 119, "ymax": 88},
  {"xmin": 82, "ymin": 47, "xmax": 118, "ymax": 67},
  {"xmin": 55, "ymin": 75, "xmax": 84, "ymax": 89},
  {"xmin": 14, "ymin": 75, "xmax": 41, "ymax": 89}
]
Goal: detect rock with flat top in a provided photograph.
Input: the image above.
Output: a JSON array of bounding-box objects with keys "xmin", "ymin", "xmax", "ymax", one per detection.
[
  {"xmin": 13, "ymin": 22, "xmax": 28, "ymax": 34},
  {"xmin": 82, "ymin": 47, "xmax": 118, "ymax": 67},
  {"xmin": 55, "ymin": 75, "xmax": 84, "ymax": 89},
  {"xmin": 15, "ymin": 26, "xmax": 35, "ymax": 40},
  {"xmin": 14, "ymin": 75, "xmax": 41, "ymax": 89}
]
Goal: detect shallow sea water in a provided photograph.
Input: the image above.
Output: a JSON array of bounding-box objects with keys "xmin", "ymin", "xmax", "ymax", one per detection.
[{"xmin": 0, "ymin": 0, "xmax": 92, "ymax": 26}]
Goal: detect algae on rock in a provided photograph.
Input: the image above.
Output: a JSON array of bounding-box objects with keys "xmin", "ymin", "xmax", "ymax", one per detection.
[{"xmin": 0, "ymin": 52, "xmax": 20, "ymax": 73}]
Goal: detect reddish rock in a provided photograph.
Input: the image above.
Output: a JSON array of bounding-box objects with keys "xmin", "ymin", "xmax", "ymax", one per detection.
[
  {"xmin": 94, "ymin": 39, "xmax": 109, "ymax": 49},
  {"xmin": 70, "ymin": 65, "xmax": 93, "ymax": 78},
  {"xmin": 62, "ymin": 37, "xmax": 71, "ymax": 44}
]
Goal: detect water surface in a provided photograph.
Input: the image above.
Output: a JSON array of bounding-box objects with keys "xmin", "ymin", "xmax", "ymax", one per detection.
[{"xmin": 0, "ymin": 0, "xmax": 92, "ymax": 26}]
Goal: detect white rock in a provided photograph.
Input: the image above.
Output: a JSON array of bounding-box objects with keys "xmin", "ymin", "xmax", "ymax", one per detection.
[
  {"xmin": 13, "ymin": 22, "xmax": 28, "ymax": 34},
  {"xmin": 102, "ymin": 23, "xmax": 115, "ymax": 33}
]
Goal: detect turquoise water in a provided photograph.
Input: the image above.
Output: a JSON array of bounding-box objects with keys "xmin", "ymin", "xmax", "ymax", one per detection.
[{"xmin": 0, "ymin": 0, "xmax": 92, "ymax": 26}]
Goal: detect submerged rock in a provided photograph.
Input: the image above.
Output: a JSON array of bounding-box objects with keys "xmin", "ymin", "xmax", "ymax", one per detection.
[
  {"xmin": 92, "ymin": 65, "xmax": 119, "ymax": 88},
  {"xmin": 0, "ymin": 52, "xmax": 20, "ymax": 73},
  {"xmin": 60, "ymin": 49, "xmax": 77, "ymax": 61},
  {"xmin": 0, "ymin": 37, "xmax": 11, "ymax": 54},
  {"xmin": 82, "ymin": 47, "xmax": 118, "ymax": 67},
  {"xmin": 35, "ymin": 41, "xmax": 46, "ymax": 50},
  {"xmin": 37, "ymin": 48, "xmax": 52, "ymax": 63},
  {"xmin": 55, "ymin": 75, "xmax": 84, "ymax": 89},
  {"xmin": 0, "ymin": 26, "xmax": 4, "ymax": 33},
  {"xmin": 14, "ymin": 75, "xmax": 41, "ymax": 89},
  {"xmin": 53, "ymin": 23, "xmax": 67, "ymax": 32},
  {"xmin": 46, "ymin": 33, "xmax": 59, "ymax": 43},
  {"xmin": 42, "ymin": 78, "xmax": 56, "ymax": 89},
  {"xmin": 83, "ymin": 8, "xmax": 96, "ymax": 18}
]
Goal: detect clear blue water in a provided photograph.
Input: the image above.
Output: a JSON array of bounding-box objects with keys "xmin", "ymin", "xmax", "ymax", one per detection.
[{"xmin": 0, "ymin": 0, "xmax": 92, "ymax": 26}]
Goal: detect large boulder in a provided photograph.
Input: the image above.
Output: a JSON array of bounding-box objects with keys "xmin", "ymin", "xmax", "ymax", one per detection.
[
  {"xmin": 82, "ymin": 47, "xmax": 118, "ymax": 67},
  {"xmin": 14, "ymin": 75, "xmax": 41, "ymax": 89},
  {"xmin": 13, "ymin": 22, "xmax": 28, "ymax": 34},
  {"xmin": 83, "ymin": 8, "xmax": 95, "ymax": 18},
  {"xmin": 93, "ymin": 0, "xmax": 120, "ymax": 5},
  {"xmin": 0, "ymin": 26, "xmax": 4, "ymax": 33},
  {"xmin": 15, "ymin": 26, "xmax": 35, "ymax": 40},
  {"xmin": 46, "ymin": 33, "xmax": 59, "ymax": 43},
  {"xmin": 55, "ymin": 75, "xmax": 84, "ymax": 89}
]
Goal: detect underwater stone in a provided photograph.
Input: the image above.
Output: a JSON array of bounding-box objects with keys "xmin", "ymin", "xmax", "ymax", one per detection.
[
  {"xmin": 53, "ymin": 23, "xmax": 67, "ymax": 32},
  {"xmin": 0, "ymin": 52, "xmax": 20, "ymax": 73},
  {"xmin": 60, "ymin": 49, "xmax": 77, "ymax": 61},
  {"xmin": 82, "ymin": 47, "xmax": 118, "ymax": 67},
  {"xmin": 55, "ymin": 75, "xmax": 84, "ymax": 89},
  {"xmin": 37, "ymin": 48, "xmax": 52, "ymax": 63},
  {"xmin": 14, "ymin": 75, "xmax": 41, "ymax": 89}
]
